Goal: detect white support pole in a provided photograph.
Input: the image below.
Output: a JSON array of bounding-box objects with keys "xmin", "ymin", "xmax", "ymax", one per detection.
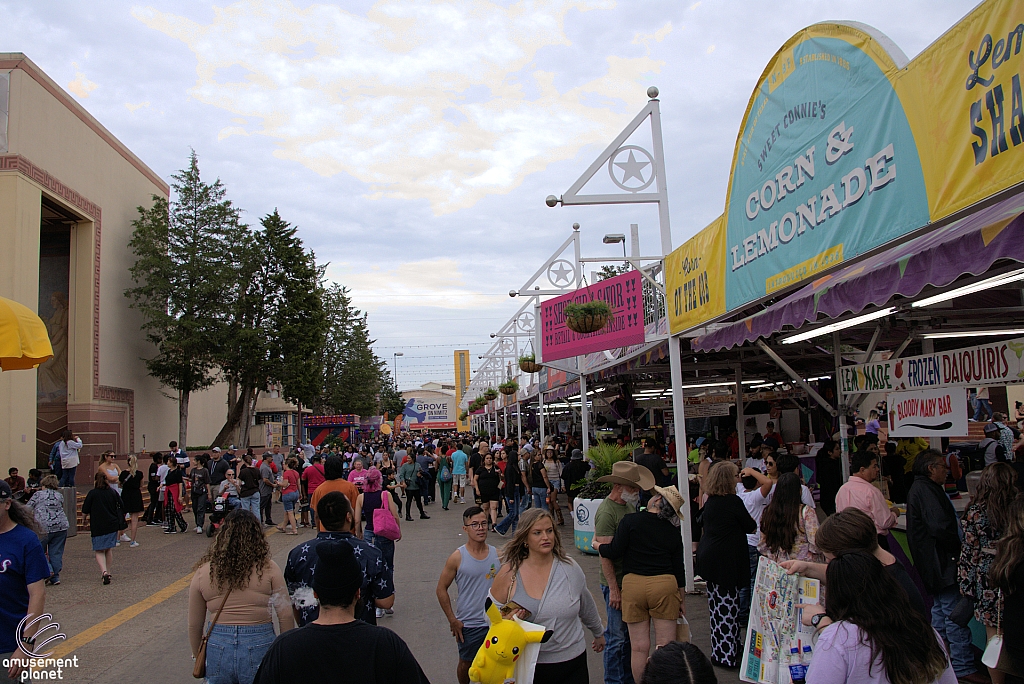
[
  {"xmin": 834, "ymin": 332, "xmax": 850, "ymax": 483},
  {"xmin": 539, "ymin": 392, "xmax": 546, "ymax": 445},
  {"xmin": 736, "ymin": 365, "xmax": 745, "ymax": 463},
  {"xmin": 579, "ymin": 359, "xmax": 590, "ymax": 454},
  {"xmin": 503, "ymin": 406, "xmax": 509, "ymax": 439},
  {"xmin": 517, "ymin": 402, "xmax": 522, "ymax": 440},
  {"xmin": 669, "ymin": 335, "xmax": 693, "ymax": 592}
]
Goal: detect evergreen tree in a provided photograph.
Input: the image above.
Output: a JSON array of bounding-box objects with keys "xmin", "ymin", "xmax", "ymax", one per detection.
[
  {"xmin": 211, "ymin": 210, "xmax": 326, "ymax": 447},
  {"xmin": 378, "ymin": 373, "xmax": 405, "ymax": 417},
  {"xmin": 313, "ymin": 284, "xmax": 390, "ymax": 416},
  {"xmin": 125, "ymin": 151, "xmax": 244, "ymax": 447}
]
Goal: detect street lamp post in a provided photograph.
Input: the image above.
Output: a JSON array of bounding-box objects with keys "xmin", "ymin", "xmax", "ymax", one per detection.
[
  {"xmin": 393, "ymin": 352, "xmax": 403, "ymax": 389},
  {"xmin": 603, "ymin": 233, "xmax": 627, "ymax": 268}
]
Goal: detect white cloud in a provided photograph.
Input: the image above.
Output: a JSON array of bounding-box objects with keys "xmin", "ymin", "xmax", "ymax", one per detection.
[
  {"xmin": 124, "ymin": 100, "xmax": 150, "ymax": 112},
  {"xmin": 331, "ymin": 257, "xmax": 508, "ymax": 311},
  {"xmin": 67, "ymin": 62, "xmax": 97, "ymax": 98},
  {"xmin": 132, "ymin": 0, "xmax": 662, "ymax": 214}
]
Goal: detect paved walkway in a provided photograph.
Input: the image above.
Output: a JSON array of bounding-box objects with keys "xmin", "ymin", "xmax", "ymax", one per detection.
[{"xmin": 41, "ymin": 498, "xmax": 741, "ymax": 683}]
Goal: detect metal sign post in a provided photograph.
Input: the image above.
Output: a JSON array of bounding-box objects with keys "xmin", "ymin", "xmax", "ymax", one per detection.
[{"xmin": 549, "ymin": 87, "xmax": 693, "ymax": 591}]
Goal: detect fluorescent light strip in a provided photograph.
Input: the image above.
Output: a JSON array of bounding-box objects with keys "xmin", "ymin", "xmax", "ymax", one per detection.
[
  {"xmin": 781, "ymin": 307, "xmax": 896, "ymax": 345},
  {"xmin": 922, "ymin": 329, "xmax": 1024, "ymax": 339},
  {"xmin": 911, "ymin": 267, "xmax": 1024, "ymax": 308}
]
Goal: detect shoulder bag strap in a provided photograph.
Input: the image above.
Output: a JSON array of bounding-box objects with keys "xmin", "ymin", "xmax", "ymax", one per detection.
[
  {"xmin": 506, "ymin": 570, "xmax": 517, "ymax": 605},
  {"xmin": 201, "ymin": 587, "xmax": 233, "ymax": 647}
]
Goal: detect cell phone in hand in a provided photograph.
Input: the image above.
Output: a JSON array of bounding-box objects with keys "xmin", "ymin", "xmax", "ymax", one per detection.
[{"xmin": 500, "ymin": 601, "xmax": 531, "ymax": 621}]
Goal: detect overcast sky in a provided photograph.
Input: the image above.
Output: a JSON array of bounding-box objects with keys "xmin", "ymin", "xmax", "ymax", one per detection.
[{"xmin": 2, "ymin": 0, "xmax": 979, "ymax": 390}]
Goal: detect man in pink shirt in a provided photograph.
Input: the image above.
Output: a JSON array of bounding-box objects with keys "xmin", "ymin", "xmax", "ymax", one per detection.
[{"xmin": 834, "ymin": 451, "xmax": 899, "ymax": 539}]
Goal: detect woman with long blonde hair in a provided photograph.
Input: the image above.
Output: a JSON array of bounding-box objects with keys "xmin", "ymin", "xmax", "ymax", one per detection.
[
  {"xmin": 119, "ymin": 454, "xmax": 145, "ymax": 546},
  {"xmin": 490, "ymin": 508, "xmax": 604, "ymax": 684},
  {"xmin": 188, "ymin": 509, "xmax": 293, "ymax": 684}
]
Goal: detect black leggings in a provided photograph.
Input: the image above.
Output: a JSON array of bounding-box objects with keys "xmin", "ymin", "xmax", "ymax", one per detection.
[
  {"xmin": 143, "ymin": 485, "xmax": 162, "ymax": 523},
  {"xmin": 405, "ymin": 489, "xmax": 424, "ymax": 517},
  {"xmin": 533, "ymin": 651, "xmax": 588, "ymax": 684}
]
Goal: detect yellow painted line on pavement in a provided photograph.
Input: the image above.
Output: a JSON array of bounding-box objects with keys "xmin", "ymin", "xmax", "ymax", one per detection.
[{"xmin": 51, "ymin": 527, "xmax": 280, "ymax": 658}]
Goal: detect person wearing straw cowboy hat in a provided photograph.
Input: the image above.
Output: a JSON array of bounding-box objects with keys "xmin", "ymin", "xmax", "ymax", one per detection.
[
  {"xmin": 593, "ymin": 482, "xmax": 687, "ymax": 684},
  {"xmin": 590, "ymin": 461, "xmax": 656, "ymax": 684}
]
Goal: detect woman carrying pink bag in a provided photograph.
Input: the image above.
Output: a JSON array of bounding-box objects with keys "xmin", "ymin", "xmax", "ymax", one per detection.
[{"xmin": 355, "ymin": 467, "xmax": 403, "ymax": 578}]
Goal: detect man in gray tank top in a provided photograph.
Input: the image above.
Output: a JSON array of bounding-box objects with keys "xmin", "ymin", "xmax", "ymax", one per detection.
[{"xmin": 436, "ymin": 506, "xmax": 499, "ymax": 684}]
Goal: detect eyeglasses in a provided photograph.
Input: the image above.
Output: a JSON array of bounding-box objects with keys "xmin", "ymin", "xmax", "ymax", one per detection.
[{"xmin": 465, "ymin": 522, "xmax": 489, "ymax": 530}]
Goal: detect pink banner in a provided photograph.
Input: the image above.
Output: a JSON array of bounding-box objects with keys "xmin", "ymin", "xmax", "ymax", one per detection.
[{"xmin": 541, "ymin": 271, "xmax": 645, "ymax": 362}]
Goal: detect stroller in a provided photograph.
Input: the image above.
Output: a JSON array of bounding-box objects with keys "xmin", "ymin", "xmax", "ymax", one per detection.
[{"xmin": 205, "ymin": 494, "xmax": 231, "ymax": 537}]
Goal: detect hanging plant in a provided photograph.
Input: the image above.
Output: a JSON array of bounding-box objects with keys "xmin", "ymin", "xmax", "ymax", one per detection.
[
  {"xmin": 469, "ymin": 397, "xmax": 487, "ymax": 411},
  {"xmin": 458, "ymin": 410, "xmax": 468, "ymax": 421},
  {"xmin": 499, "ymin": 380, "xmax": 519, "ymax": 395},
  {"xmin": 483, "ymin": 387, "xmax": 499, "ymax": 401},
  {"xmin": 518, "ymin": 353, "xmax": 542, "ymax": 374},
  {"xmin": 563, "ymin": 300, "xmax": 612, "ymax": 334}
]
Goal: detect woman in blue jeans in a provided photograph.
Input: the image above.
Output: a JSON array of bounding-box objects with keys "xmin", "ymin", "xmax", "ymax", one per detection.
[
  {"xmin": 529, "ymin": 450, "xmax": 552, "ymax": 510},
  {"xmin": 28, "ymin": 474, "xmax": 70, "ymax": 584},
  {"xmin": 356, "ymin": 468, "xmax": 402, "ymax": 583},
  {"xmin": 188, "ymin": 510, "xmax": 293, "ymax": 684}
]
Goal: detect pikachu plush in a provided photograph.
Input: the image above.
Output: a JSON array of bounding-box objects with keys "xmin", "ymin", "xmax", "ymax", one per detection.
[{"xmin": 469, "ymin": 598, "xmax": 552, "ymax": 684}]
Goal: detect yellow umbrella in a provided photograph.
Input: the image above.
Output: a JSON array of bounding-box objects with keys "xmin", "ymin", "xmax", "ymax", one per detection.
[{"xmin": 0, "ymin": 295, "xmax": 53, "ymax": 371}]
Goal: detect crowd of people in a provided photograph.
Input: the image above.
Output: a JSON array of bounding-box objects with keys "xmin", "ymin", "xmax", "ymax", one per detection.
[{"xmin": 3, "ymin": 420, "xmax": 1024, "ymax": 684}]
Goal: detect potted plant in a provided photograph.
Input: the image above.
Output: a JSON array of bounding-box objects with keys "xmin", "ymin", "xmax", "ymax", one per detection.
[
  {"xmin": 499, "ymin": 379, "xmax": 519, "ymax": 395},
  {"xmin": 571, "ymin": 441, "xmax": 638, "ymax": 554},
  {"xmin": 563, "ymin": 300, "xmax": 612, "ymax": 334},
  {"xmin": 518, "ymin": 353, "xmax": 542, "ymax": 374},
  {"xmin": 483, "ymin": 387, "xmax": 499, "ymax": 401}
]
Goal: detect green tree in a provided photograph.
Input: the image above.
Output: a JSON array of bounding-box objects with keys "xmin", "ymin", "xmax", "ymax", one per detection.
[
  {"xmin": 210, "ymin": 210, "xmax": 326, "ymax": 448},
  {"xmin": 125, "ymin": 151, "xmax": 244, "ymax": 447},
  {"xmin": 312, "ymin": 285, "xmax": 389, "ymax": 416},
  {"xmin": 378, "ymin": 373, "xmax": 405, "ymax": 417}
]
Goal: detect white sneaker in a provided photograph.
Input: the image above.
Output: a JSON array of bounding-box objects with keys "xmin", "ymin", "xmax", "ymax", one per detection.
[
  {"xmin": 375, "ymin": 608, "xmax": 385, "ymax": 619},
  {"xmin": 195, "ymin": 526, "xmax": 203, "ymax": 534},
  {"xmin": 130, "ymin": 541, "xmax": 140, "ymax": 548},
  {"xmin": 119, "ymin": 533, "xmax": 131, "ymax": 542}
]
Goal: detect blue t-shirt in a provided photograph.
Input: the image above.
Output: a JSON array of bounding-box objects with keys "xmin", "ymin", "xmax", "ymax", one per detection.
[
  {"xmin": 0, "ymin": 524, "xmax": 50, "ymax": 653},
  {"xmin": 451, "ymin": 450, "xmax": 468, "ymax": 475}
]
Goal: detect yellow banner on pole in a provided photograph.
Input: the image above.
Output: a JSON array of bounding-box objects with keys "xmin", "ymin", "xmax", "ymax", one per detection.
[{"xmin": 666, "ymin": 217, "xmax": 727, "ymax": 335}]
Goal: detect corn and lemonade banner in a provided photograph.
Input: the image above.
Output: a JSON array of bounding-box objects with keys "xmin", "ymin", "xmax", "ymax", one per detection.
[{"xmin": 668, "ymin": 1, "xmax": 1024, "ymax": 335}]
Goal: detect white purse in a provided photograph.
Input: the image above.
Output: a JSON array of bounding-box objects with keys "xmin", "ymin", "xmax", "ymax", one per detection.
[{"xmin": 981, "ymin": 590, "xmax": 1008, "ymax": 671}]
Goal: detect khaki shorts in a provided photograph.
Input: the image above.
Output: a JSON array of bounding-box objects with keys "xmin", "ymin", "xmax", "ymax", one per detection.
[{"xmin": 620, "ymin": 573, "xmax": 680, "ymax": 623}]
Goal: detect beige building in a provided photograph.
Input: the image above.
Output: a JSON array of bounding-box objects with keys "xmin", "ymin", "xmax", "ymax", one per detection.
[
  {"xmin": 400, "ymin": 382, "xmax": 457, "ymax": 430},
  {"xmin": 0, "ymin": 54, "xmax": 225, "ymax": 477}
]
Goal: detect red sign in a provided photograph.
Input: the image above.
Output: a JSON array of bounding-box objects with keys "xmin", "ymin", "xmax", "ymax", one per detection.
[{"xmin": 541, "ymin": 271, "xmax": 646, "ymax": 362}]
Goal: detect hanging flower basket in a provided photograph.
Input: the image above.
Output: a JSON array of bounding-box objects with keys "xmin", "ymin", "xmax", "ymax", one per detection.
[
  {"xmin": 563, "ymin": 300, "xmax": 612, "ymax": 334},
  {"xmin": 518, "ymin": 354, "xmax": 542, "ymax": 374},
  {"xmin": 499, "ymin": 380, "xmax": 519, "ymax": 395},
  {"xmin": 458, "ymin": 410, "xmax": 468, "ymax": 421},
  {"xmin": 483, "ymin": 388, "xmax": 499, "ymax": 401}
]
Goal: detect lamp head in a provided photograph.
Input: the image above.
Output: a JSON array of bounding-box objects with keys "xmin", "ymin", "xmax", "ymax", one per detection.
[{"xmin": 603, "ymin": 234, "xmax": 626, "ymax": 244}]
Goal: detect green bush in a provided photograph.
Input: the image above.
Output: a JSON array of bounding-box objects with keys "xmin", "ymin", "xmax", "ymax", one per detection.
[{"xmin": 574, "ymin": 441, "xmax": 638, "ymax": 500}]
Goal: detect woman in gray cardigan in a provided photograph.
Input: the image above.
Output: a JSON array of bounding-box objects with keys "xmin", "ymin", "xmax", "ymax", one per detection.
[{"xmin": 490, "ymin": 508, "xmax": 604, "ymax": 684}]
